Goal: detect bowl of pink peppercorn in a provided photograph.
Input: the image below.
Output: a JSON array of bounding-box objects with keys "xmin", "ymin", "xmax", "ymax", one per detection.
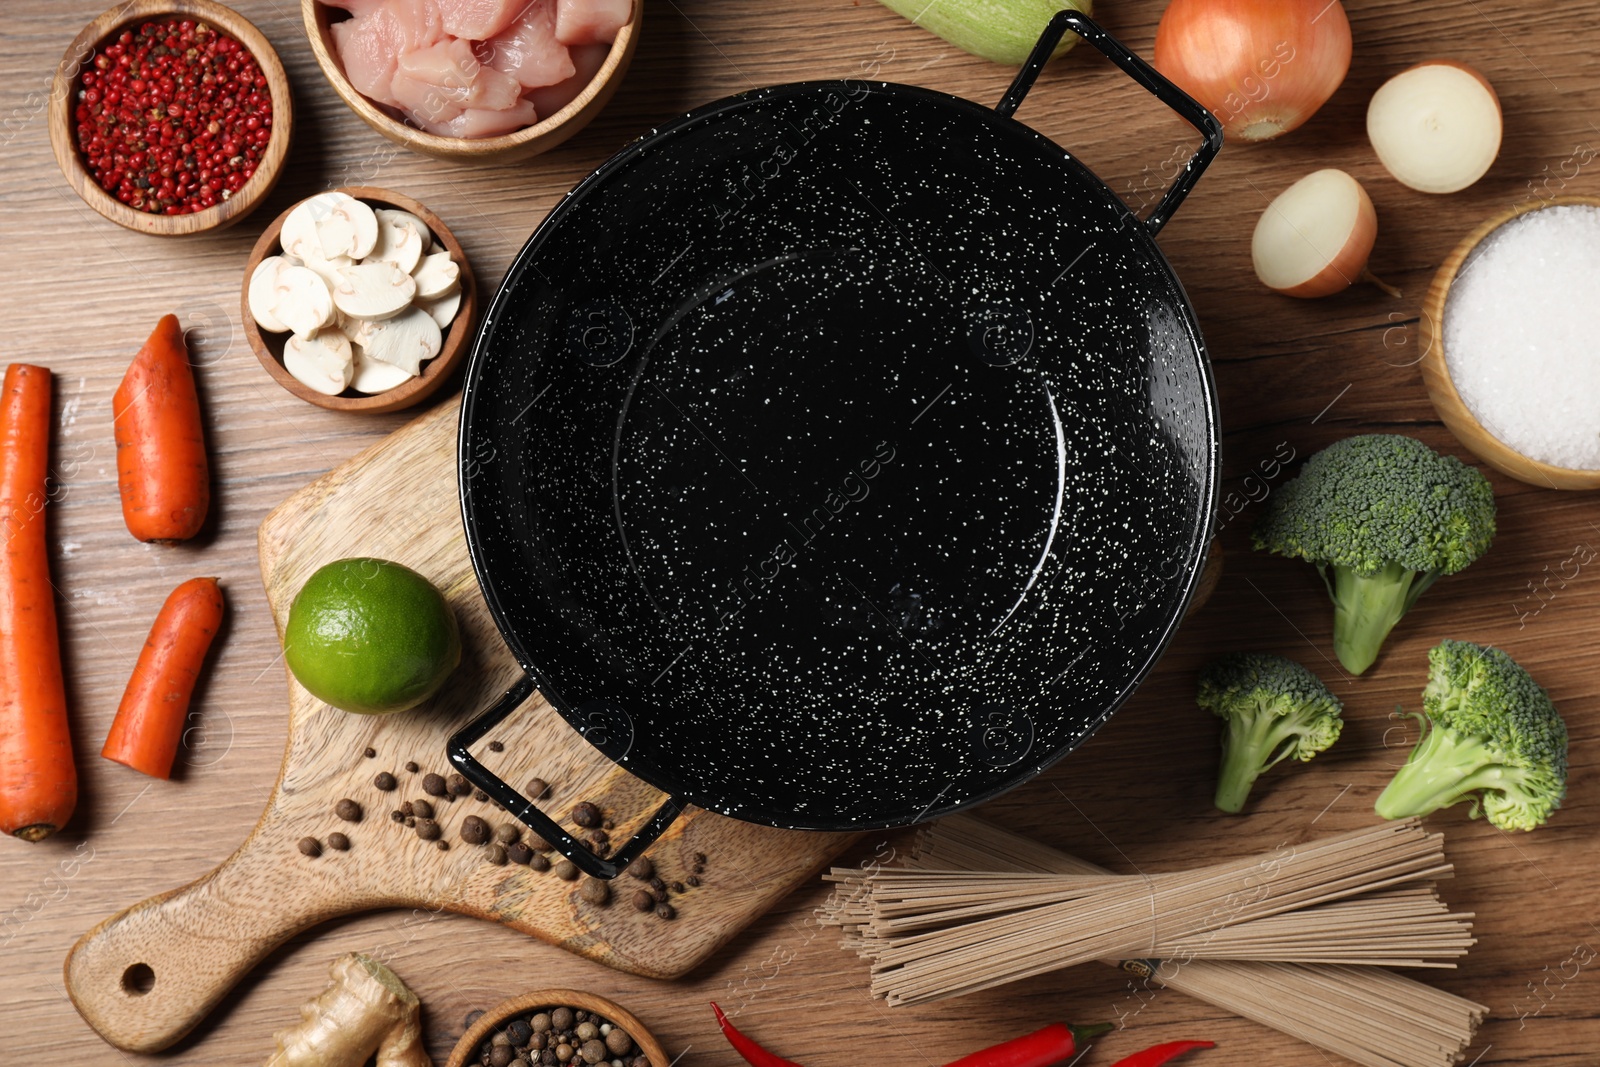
[
  {"xmin": 49, "ymin": 0, "xmax": 293, "ymax": 236},
  {"xmin": 303, "ymin": 0, "xmax": 640, "ymax": 163}
]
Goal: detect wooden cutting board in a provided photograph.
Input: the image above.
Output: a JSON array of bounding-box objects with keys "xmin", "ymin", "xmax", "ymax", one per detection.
[{"xmin": 63, "ymin": 399, "xmax": 859, "ymax": 1055}]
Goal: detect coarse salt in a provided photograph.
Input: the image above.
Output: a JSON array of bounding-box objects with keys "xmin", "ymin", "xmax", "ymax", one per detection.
[{"xmin": 1443, "ymin": 204, "xmax": 1600, "ymax": 470}]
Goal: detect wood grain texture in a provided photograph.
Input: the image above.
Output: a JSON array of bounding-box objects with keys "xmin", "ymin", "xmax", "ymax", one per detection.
[
  {"xmin": 47, "ymin": 0, "xmax": 293, "ymax": 235},
  {"xmin": 64, "ymin": 401, "xmax": 857, "ymax": 1052},
  {"xmin": 2, "ymin": 1, "xmax": 1599, "ymax": 1064}
]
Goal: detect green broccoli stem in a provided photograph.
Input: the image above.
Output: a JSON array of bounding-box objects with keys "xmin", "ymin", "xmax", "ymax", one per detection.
[
  {"xmin": 1375, "ymin": 723, "xmax": 1525, "ymax": 820},
  {"xmin": 1214, "ymin": 711, "xmax": 1306, "ymax": 814},
  {"xmin": 1325, "ymin": 562, "xmax": 1440, "ymax": 675}
]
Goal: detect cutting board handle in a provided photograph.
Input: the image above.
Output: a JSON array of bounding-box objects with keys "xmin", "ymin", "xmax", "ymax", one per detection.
[{"xmin": 64, "ymin": 839, "xmax": 340, "ymax": 1054}]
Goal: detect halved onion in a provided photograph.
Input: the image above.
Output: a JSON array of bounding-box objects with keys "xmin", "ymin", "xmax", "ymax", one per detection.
[
  {"xmin": 1368, "ymin": 61, "xmax": 1502, "ymax": 194},
  {"xmin": 1253, "ymin": 169, "xmax": 1397, "ymax": 299}
]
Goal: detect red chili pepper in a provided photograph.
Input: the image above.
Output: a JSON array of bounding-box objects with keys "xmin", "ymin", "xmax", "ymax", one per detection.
[
  {"xmin": 943, "ymin": 1022, "xmax": 1115, "ymax": 1067},
  {"xmin": 1109, "ymin": 1040, "xmax": 1216, "ymax": 1067},
  {"xmin": 712, "ymin": 1003, "xmax": 805, "ymax": 1067},
  {"xmin": 711, "ymin": 1004, "xmax": 1114, "ymax": 1067}
]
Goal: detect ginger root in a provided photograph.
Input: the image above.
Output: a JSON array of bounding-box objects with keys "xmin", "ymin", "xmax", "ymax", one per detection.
[{"xmin": 265, "ymin": 952, "xmax": 432, "ymax": 1067}]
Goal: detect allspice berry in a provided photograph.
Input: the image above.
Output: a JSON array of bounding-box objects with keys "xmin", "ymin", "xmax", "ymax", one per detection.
[
  {"xmin": 422, "ymin": 772, "xmax": 448, "ymax": 797},
  {"xmin": 570, "ymin": 801, "xmax": 602, "ymax": 829},
  {"xmin": 554, "ymin": 860, "xmax": 579, "ymax": 881},
  {"xmin": 529, "ymin": 851, "xmax": 551, "ymax": 872},
  {"xmin": 297, "ymin": 837, "xmax": 322, "ymax": 858},
  {"xmin": 335, "ymin": 798, "xmax": 362, "ymax": 822},
  {"xmin": 655, "ymin": 902, "xmax": 676, "ymax": 920},
  {"xmin": 631, "ymin": 889, "xmax": 654, "ymax": 912},
  {"xmin": 579, "ymin": 878, "xmax": 610, "ymax": 906},
  {"xmin": 579, "ymin": 1039, "xmax": 607, "ymax": 1065},
  {"xmin": 494, "ymin": 823, "xmax": 520, "ymax": 845},
  {"xmin": 526, "ymin": 777, "xmax": 550, "ymax": 800},
  {"xmin": 605, "ymin": 1029, "xmax": 633, "ymax": 1057},
  {"xmin": 411, "ymin": 799, "xmax": 434, "ymax": 820},
  {"xmin": 415, "ymin": 818, "xmax": 441, "ymax": 841},
  {"xmin": 626, "ymin": 856, "xmax": 654, "ymax": 880},
  {"xmin": 374, "ymin": 771, "xmax": 398, "ymax": 791},
  {"xmin": 449, "ymin": 773, "xmax": 473, "ymax": 797},
  {"xmin": 487, "ymin": 844, "xmax": 508, "ymax": 866},
  {"xmin": 491, "ymin": 1043, "xmax": 517, "ymax": 1067},
  {"xmin": 461, "ymin": 815, "xmax": 491, "ymax": 845},
  {"xmin": 327, "ymin": 832, "xmax": 350, "ymax": 852},
  {"xmin": 507, "ymin": 842, "xmax": 533, "ymax": 865}
]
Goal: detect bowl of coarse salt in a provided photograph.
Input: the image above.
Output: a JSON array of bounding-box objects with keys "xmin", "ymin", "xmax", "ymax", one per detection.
[{"xmin": 1421, "ymin": 196, "xmax": 1600, "ymax": 489}]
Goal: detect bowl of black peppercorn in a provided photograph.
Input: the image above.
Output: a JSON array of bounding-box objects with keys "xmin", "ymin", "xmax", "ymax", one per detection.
[{"xmin": 447, "ymin": 989, "xmax": 669, "ymax": 1067}]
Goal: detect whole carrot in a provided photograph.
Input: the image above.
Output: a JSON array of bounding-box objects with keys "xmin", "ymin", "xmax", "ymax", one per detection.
[
  {"xmin": 0, "ymin": 364, "xmax": 76, "ymax": 841},
  {"xmin": 102, "ymin": 577, "xmax": 224, "ymax": 779},
  {"xmin": 114, "ymin": 314, "xmax": 210, "ymax": 542}
]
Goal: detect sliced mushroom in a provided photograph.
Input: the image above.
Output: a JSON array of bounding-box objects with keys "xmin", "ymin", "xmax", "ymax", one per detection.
[
  {"xmin": 299, "ymin": 247, "xmax": 356, "ymax": 291},
  {"xmin": 280, "ymin": 192, "xmax": 353, "ymax": 261},
  {"xmin": 417, "ymin": 288, "xmax": 462, "ymax": 330},
  {"xmin": 351, "ymin": 344, "xmax": 418, "ymax": 394},
  {"xmin": 412, "ymin": 252, "xmax": 460, "ymax": 301},
  {"xmin": 370, "ymin": 209, "xmax": 426, "ymax": 274},
  {"xmin": 358, "ymin": 306, "xmax": 441, "ymax": 376},
  {"xmin": 272, "ymin": 265, "xmax": 337, "ymax": 337},
  {"xmin": 284, "ymin": 330, "xmax": 355, "ymax": 396},
  {"xmin": 247, "ymin": 255, "xmax": 293, "ymax": 333},
  {"xmin": 332, "ymin": 261, "xmax": 417, "ymax": 321},
  {"xmin": 315, "ymin": 194, "xmax": 380, "ymax": 260}
]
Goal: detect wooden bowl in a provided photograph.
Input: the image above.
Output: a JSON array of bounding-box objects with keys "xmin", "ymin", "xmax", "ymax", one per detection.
[
  {"xmin": 302, "ymin": 0, "xmax": 640, "ymax": 163},
  {"xmin": 241, "ymin": 186, "xmax": 477, "ymax": 414},
  {"xmin": 1419, "ymin": 195, "xmax": 1600, "ymax": 489},
  {"xmin": 445, "ymin": 989, "xmax": 670, "ymax": 1067},
  {"xmin": 49, "ymin": 0, "xmax": 292, "ymax": 236}
]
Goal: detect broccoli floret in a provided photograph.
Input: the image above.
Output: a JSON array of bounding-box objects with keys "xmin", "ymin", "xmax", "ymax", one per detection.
[
  {"xmin": 1375, "ymin": 640, "xmax": 1568, "ymax": 832},
  {"xmin": 1197, "ymin": 653, "xmax": 1345, "ymax": 813},
  {"xmin": 1251, "ymin": 435, "xmax": 1496, "ymax": 675}
]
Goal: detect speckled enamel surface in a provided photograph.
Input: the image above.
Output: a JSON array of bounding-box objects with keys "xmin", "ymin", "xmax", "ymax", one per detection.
[{"xmin": 460, "ymin": 80, "xmax": 1220, "ymax": 830}]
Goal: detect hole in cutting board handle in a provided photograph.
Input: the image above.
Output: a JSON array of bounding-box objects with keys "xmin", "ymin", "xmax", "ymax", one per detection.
[
  {"xmin": 121, "ymin": 963, "xmax": 155, "ymax": 996},
  {"xmin": 447, "ymin": 672, "xmax": 685, "ymax": 879}
]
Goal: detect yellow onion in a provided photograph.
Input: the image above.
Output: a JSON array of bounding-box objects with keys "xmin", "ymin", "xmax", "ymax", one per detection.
[{"xmin": 1155, "ymin": 0, "xmax": 1352, "ymax": 143}]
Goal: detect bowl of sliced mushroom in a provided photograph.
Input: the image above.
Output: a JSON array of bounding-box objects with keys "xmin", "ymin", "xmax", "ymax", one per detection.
[{"xmin": 242, "ymin": 185, "xmax": 476, "ymax": 413}]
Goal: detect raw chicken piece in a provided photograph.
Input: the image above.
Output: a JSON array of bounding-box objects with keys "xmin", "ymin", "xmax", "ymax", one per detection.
[
  {"xmin": 397, "ymin": 37, "xmax": 479, "ymax": 91},
  {"xmin": 525, "ymin": 43, "xmax": 608, "ymax": 117},
  {"xmin": 554, "ymin": 0, "xmax": 630, "ymax": 46},
  {"xmin": 391, "ymin": 71, "xmax": 467, "ymax": 122},
  {"xmin": 330, "ymin": 0, "xmax": 445, "ymax": 105},
  {"xmin": 318, "ymin": 0, "xmax": 387, "ymax": 16},
  {"xmin": 437, "ymin": 0, "xmax": 522, "ymax": 40},
  {"xmin": 422, "ymin": 98, "xmax": 540, "ymax": 138},
  {"xmin": 394, "ymin": 47, "xmax": 523, "ymax": 112},
  {"xmin": 477, "ymin": 0, "xmax": 575, "ymax": 90}
]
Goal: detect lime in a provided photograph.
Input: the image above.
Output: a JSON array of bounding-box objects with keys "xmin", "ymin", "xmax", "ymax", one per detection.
[{"xmin": 285, "ymin": 557, "xmax": 461, "ymax": 715}]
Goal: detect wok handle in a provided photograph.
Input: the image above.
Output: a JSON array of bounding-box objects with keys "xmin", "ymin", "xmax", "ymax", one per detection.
[
  {"xmin": 995, "ymin": 9, "xmax": 1223, "ymax": 235},
  {"xmin": 447, "ymin": 673, "xmax": 685, "ymax": 880}
]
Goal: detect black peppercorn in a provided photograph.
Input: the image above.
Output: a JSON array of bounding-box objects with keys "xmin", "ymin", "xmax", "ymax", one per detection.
[
  {"xmin": 488, "ymin": 740, "xmax": 504, "ymax": 752},
  {"xmin": 507, "ymin": 1019, "xmax": 533, "ymax": 1046},
  {"xmin": 363, "ymin": 746, "xmax": 376, "ymax": 759}
]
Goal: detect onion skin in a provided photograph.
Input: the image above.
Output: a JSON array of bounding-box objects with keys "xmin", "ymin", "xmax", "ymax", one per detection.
[
  {"xmin": 1155, "ymin": 0, "xmax": 1352, "ymax": 143},
  {"xmin": 1273, "ymin": 183, "xmax": 1378, "ymax": 299}
]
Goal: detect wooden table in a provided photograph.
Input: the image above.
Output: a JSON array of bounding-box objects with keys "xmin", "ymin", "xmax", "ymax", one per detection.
[{"xmin": 2, "ymin": 1, "xmax": 1596, "ymax": 1063}]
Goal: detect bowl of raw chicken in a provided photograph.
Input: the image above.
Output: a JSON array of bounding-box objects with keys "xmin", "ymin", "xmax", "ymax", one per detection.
[{"xmin": 303, "ymin": 0, "xmax": 638, "ymax": 161}]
